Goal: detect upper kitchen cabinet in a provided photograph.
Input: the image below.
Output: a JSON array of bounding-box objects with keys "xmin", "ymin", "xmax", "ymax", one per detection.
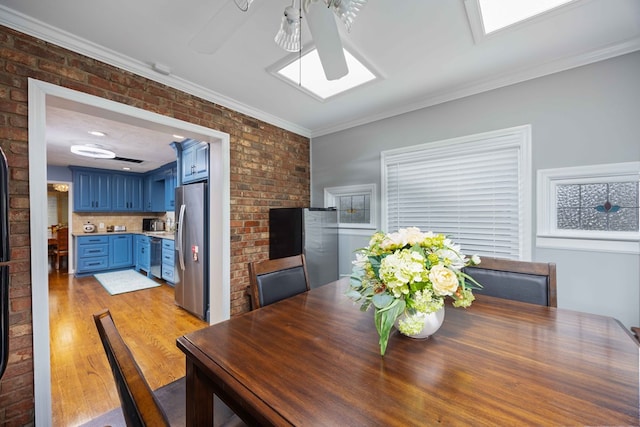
[
  {"xmin": 164, "ymin": 164, "xmax": 177, "ymax": 211},
  {"xmin": 143, "ymin": 173, "xmax": 165, "ymax": 212},
  {"xmin": 181, "ymin": 139, "xmax": 208, "ymax": 184},
  {"xmin": 71, "ymin": 167, "xmax": 111, "ymax": 212},
  {"xmin": 112, "ymin": 174, "xmax": 143, "ymax": 211}
]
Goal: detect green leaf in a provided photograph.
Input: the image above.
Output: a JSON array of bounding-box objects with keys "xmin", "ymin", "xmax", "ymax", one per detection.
[
  {"xmin": 460, "ymin": 271, "xmax": 483, "ymax": 290},
  {"xmin": 345, "ymin": 289, "xmax": 363, "ymax": 300},
  {"xmin": 372, "ymin": 293, "xmax": 394, "ymax": 309},
  {"xmin": 374, "ymin": 299, "xmax": 405, "ymax": 356}
]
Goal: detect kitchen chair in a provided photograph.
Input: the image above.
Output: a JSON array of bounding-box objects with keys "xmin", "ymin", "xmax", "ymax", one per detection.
[
  {"xmin": 248, "ymin": 254, "xmax": 310, "ymax": 309},
  {"xmin": 463, "ymin": 257, "xmax": 557, "ymax": 307},
  {"xmin": 93, "ymin": 309, "xmax": 171, "ymax": 426},
  {"xmin": 52, "ymin": 226, "xmax": 68, "ymax": 270},
  {"xmin": 93, "ymin": 309, "xmax": 245, "ymax": 427}
]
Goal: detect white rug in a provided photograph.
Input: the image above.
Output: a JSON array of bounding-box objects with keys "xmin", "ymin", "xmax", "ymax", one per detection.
[{"xmin": 94, "ymin": 269, "xmax": 160, "ymax": 295}]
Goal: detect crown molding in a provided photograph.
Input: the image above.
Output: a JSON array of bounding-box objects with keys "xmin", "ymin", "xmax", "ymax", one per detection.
[
  {"xmin": 310, "ymin": 36, "xmax": 640, "ymax": 138},
  {"xmin": 0, "ymin": 5, "xmax": 312, "ymax": 138}
]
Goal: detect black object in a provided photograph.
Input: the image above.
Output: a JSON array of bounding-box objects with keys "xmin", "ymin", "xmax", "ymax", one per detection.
[{"xmin": 0, "ymin": 147, "xmax": 10, "ymax": 379}]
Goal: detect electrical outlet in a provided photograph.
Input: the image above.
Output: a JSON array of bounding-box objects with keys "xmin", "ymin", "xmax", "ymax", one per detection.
[{"xmin": 99, "ymin": 223, "xmax": 104, "ymax": 229}]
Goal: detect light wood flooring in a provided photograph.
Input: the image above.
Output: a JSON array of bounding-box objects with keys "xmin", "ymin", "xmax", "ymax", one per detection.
[{"xmin": 48, "ymin": 266, "xmax": 208, "ymax": 426}]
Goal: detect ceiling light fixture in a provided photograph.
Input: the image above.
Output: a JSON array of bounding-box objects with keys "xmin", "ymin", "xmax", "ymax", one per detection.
[
  {"xmin": 52, "ymin": 183, "xmax": 69, "ymax": 192},
  {"xmin": 275, "ymin": 5, "xmax": 301, "ymax": 52},
  {"xmin": 88, "ymin": 131, "xmax": 106, "ymax": 137},
  {"xmin": 70, "ymin": 144, "xmax": 116, "ymax": 159}
]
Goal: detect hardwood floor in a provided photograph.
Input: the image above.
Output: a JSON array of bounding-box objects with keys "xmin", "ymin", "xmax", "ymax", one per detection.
[{"xmin": 48, "ymin": 267, "xmax": 208, "ymax": 426}]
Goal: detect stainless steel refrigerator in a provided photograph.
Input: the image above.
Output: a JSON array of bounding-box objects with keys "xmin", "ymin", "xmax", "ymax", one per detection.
[
  {"xmin": 0, "ymin": 148, "xmax": 9, "ymax": 379},
  {"xmin": 269, "ymin": 207, "xmax": 338, "ymax": 288},
  {"xmin": 175, "ymin": 182, "xmax": 208, "ymax": 320}
]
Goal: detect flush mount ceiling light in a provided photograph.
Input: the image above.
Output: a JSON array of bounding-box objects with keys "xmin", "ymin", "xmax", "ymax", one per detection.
[
  {"xmin": 88, "ymin": 130, "xmax": 106, "ymax": 137},
  {"xmin": 190, "ymin": 0, "xmax": 368, "ymax": 81},
  {"xmin": 52, "ymin": 183, "xmax": 69, "ymax": 192},
  {"xmin": 70, "ymin": 144, "xmax": 116, "ymax": 159}
]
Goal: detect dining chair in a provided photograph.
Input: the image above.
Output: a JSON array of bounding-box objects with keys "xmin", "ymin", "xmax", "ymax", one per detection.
[
  {"xmin": 463, "ymin": 257, "xmax": 557, "ymax": 307},
  {"xmin": 52, "ymin": 226, "xmax": 68, "ymax": 270},
  {"xmin": 93, "ymin": 309, "xmax": 245, "ymax": 427},
  {"xmin": 248, "ymin": 254, "xmax": 310, "ymax": 309},
  {"xmin": 631, "ymin": 326, "xmax": 640, "ymax": 343},
  {"xmin": 93, "ymin": 309, "xmax": 171, "ymax": 427}
]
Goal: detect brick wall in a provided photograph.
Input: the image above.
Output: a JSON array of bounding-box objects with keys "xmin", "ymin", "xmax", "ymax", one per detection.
[{"xmin": 0, "ymin": 25, "xmax": 310, "ymax": 426}]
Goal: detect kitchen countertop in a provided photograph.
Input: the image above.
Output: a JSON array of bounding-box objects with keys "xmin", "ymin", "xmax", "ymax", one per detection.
[{"xmin": 72, "ymin": 231, "xmax": 175, "ymax": 240}]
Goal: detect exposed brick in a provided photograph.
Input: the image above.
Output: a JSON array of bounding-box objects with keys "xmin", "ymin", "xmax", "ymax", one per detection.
[{"xmin": 0, "ymin": 23, "xmax": 311, "ymax": 424}]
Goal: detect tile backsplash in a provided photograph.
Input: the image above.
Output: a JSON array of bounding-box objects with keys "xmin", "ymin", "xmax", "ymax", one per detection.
[{"xmin": 72, "ymin": 212, "xmax": 170, "ymax": 234}]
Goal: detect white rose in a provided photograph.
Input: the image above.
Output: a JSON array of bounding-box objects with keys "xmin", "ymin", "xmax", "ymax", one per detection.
[
  {"xmin": 429, "ymin": 264, "xmax": 459, "ymax": 296},
  {"xmin": 400, "ymin": 227, "xmax": 425, "ymax": 246},
  {"xmin": 381, "ymin": 231, "xmax": 403, "ymax": 249}
]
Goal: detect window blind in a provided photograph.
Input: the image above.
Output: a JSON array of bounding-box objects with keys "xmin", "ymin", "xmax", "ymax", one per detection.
[{"xmin": 382, "ymin": 128, "xmax": 530, "ymax": 259}]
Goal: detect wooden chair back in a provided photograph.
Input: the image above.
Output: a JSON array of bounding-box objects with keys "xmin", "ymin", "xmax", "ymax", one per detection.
[
  {"xmin": 248, "ymin": 254, "xmax": 310, "ymax": 309},
  {"xmin": 53, "ymin": 226, "xmax": 69, "ymax": 270},
  {"xmin": 93, "ymin": 309, "xmax": 170, "ymax": 427},
  {"xmin": 464, "ymin": 257, "xmax": 557, "ymax": 307}
]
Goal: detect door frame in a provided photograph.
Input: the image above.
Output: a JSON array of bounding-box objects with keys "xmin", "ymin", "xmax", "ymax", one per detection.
[{"xmin": 28, "ymin": 78, "xmax": 231, "ymax": 424}]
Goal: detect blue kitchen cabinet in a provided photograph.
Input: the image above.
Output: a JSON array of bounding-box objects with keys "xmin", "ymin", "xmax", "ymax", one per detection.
[
  {"xmin": 161, "ymin": 239, "xmax": 175, "ymax": 284},
  {"xmin": 164, "ymin": 165, "xmax": 177, "ymax": 211},
  {"xmin": 109, "ymin": 234, "xmax": 134, "ymax": 268},
  {"xmin": 72, "ymin": 168, "xmax": 111, "ymax": 212},
  {"xmin": 143, "ymin": 173, "xmax": 165, "ymax": 212},
  {"xmin": 111, "ymin": 174, "xmax": 143, "ymax": 211},
  {"xmin": 136, "ymin": 235, "xmax": 151, "ymax": 273},
  {"xmin": 181, "ymin": 140, "xmax": 208, "ymax": 184},
  {"xmin": 76, "ymin": 235, "xmax": 109, "ymax": 274}
]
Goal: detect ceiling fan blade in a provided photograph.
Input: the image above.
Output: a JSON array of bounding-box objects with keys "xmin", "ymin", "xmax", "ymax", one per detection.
[
  {"xmin": 305, "ymin": 1, "xmax": 348, "ymax": 81},
  {"xmin": 189, "ymin": 0, "xmax": 258, "ymax": 54}
]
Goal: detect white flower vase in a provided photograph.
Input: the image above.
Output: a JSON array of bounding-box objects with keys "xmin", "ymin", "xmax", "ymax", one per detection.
[{"xmin": 395, "ymin": 307, "xmax": 445, "ymax": 339}]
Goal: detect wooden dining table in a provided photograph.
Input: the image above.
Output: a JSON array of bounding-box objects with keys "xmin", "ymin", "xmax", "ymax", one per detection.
[{"xmin": 177, "ymin": 278, "xmax": 639, "ymax": 426}]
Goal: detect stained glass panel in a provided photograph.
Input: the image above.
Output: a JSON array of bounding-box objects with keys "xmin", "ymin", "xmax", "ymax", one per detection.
[{"xmin": 556, "ymin": 181, "xmax": 639, "ymax": 232}]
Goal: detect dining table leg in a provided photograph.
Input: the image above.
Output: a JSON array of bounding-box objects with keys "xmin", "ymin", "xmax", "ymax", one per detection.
[{"xmin": 185, "ymin": 357, "xmax": 214, "ymax": 426}]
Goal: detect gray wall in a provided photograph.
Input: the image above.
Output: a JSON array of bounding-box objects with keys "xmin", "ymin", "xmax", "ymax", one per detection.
[{"xmin": 311, "ymin": 51, "xmax": 640, "ymax": 328}]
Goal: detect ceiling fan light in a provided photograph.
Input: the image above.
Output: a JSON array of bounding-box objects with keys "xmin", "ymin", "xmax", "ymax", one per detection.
[
  {"xmin": 70, "ymin": 144, "xmax": 116, "ymax": 159},
  {"xmin": 330, "ymin": 0, "xmax": 368, "ymax": 32},
  {"xmin": 274, "ymin": 6, "xmax": 301, "ymax": 52}
]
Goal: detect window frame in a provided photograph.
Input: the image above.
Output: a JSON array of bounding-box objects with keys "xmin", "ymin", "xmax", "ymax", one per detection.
[
  {"xmin": 324, "ymin": 183, "xmax": 377, "ymax": 230},
  {"xmin": 536, "ymin": 162, "xmax": 640, "ymax": 254},
  {"xmin": 381, "ymin": 125, "xmax": 532, "ymax": 260}
]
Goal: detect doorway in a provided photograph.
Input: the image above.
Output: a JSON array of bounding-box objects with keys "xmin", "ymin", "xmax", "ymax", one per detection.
[
  {"xmin": 28, "ymin": 78, "xmax": 231, "ymax": 424},
  {"xmin": 46, "ymin": 182, "xmax": 71, "ymax": 272}
]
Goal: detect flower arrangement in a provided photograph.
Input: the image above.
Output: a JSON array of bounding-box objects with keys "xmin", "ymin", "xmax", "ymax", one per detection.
[{"xmin": 347, "ymin": 227, "xmax": 482, "ymax": 356}]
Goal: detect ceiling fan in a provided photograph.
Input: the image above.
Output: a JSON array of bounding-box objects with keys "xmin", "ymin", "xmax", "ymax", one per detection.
[{"xmin": 189, "ymin": 0, "xmax": 368, "ymax": 81}]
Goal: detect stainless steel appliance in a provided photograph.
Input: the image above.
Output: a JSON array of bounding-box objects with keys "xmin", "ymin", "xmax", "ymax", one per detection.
[
  {"xmin": 142, "ymin": 218, "xmax": 165, "ymax": 232},
  {"xmin": 0, "ymin": 148, "xmax": 10, "ymax": 379},
  {"xmin": 269, "ymin": 207, "xmax": 338, "ymax": 288},
  {"xmin": 149, "ymin": 237, "xmax": 162, "ymax": 279},
  {"xmin": 175, "ymin": 182, "xmax": 208, "ymax": 320}
]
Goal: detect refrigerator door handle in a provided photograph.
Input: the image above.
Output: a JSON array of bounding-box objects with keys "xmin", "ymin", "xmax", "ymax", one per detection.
[{"xmin": 177, "ymin": 203, "xmax": 186, "ymax": 271}]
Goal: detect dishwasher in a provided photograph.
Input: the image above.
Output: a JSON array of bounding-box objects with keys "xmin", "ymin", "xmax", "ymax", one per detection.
[{"xmin": 149, "ymin": 237, "xmax": 162, "ymax": 279}]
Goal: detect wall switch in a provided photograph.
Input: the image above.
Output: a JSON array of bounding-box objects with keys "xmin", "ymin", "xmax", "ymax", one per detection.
[{"xmin": 99, "ymin": 223, "xmax": 104, "ymax": 229}]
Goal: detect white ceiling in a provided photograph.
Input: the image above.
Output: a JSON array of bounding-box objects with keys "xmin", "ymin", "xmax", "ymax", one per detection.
[{"xmin": 1, "ymin": 0, "xmax": 639, "ymax": 172}]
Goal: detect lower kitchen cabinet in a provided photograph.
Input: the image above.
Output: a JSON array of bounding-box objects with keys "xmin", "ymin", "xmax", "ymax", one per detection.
[
  {"xmin": 109, "ymin": 234, "xmax": 133, "ymax": 268},
  {"xmin": 136, "ymin": 235, "xmax": 151, "ymax": 274},
  {"xmin": 162, "ymin": 239, "xmax": 175, "ymax": 285},
  {"xmin": 76, "ymin": 234, "xmax": 136, "ymax": 276},
  {"xmin": 76, "ymin": 235, "xmax": 109, "ymax": 274}
]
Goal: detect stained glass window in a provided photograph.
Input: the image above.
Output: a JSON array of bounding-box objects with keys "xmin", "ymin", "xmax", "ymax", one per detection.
[
  {"xmin": 538, "ymin": 162, "xmax": 640, "ymax": 254},
  {"xmin": 324, "ymin": 184, "xmax": 376, "ymax": 229},
  {"xmin": 557, "ymin": 182, "xmax": 639, "ymax": 231},
  {"xmin": 338, "ymin": 194, "xmax": 370, "ymax": 224}
]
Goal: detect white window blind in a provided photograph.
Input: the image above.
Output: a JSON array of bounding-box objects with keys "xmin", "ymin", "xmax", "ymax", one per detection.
[{"xmin": 382, "ymin": 126, "xmax": 531, "ymax": 260}]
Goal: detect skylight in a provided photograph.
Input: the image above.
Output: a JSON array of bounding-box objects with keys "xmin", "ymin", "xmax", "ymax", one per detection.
[
  {"xmin": 275, "ymin": 48, "xmax": 376, "ymax": 100},
  {"xmin": 478, "ymin": 0, "xmax": 575, "ymax": 34}
]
